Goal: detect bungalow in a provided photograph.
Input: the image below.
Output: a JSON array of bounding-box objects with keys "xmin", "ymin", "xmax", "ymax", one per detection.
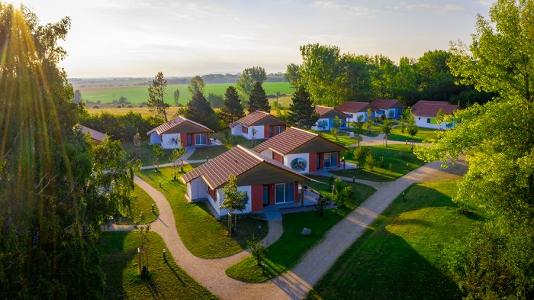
[
  {"xmin": 147, "ymin": 116, "xmax": 214, "ymax": 149},
  {"xmin": 370, "ymin": 99, "xmax": 403, "ymax": 119},
  {"xmin": 312, "ymin": 105, "xmax": 348, "ymax": 131},
  {"xmin": 336, "ymin": 101, "xmax": 370, "ymax": 123},
  {"xmin": 412, "ymin": 100, "xmax": 458, "ymax": 129},
  {"xmin": 230, "ymin": 110, "xmax": 286, "ymax": 140},
  {"xmin": 78, "ymin": 125, "xmax": 107, "ymax": 143},
  {"xmin": 182, "ymin": 145, "xmax": 307, "ymax": 218},
  {"xmin": 254, "ymin": 127, "xmax": 346, "ymax": 174}
]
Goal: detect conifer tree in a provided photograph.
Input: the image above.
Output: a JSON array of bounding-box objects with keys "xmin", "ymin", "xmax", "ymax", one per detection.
[
  {"xmin": 222, "ymin": 86, "xmax": 245, "ymax": 123},
  {"xmin": 184, "ymin": 91, "xmax": 219, "ymax": 130},
  {"xmin": 287, "ymin": 86, "xmax": 318, "ymax": 128},
  {"xmin": 247, "ymin": 82, "xmax": 270, "ymax": 113}
]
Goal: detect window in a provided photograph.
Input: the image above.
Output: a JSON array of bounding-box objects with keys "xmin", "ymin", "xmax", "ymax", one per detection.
[
  {"xmin": 273, "ymin": 126, "xmax": 284, "ymax": 135},
  {"xmin": 426, "ymin": 118, "xmax": 431, "ymax": 124},
  {"xmin": 323, "ymin": 152, "xmax": 338, "ymax": 168},
  {"xmin": 195, "ymin": 134, "xmax": 207, "ymax": 145},
  {"xmin": 275, "ymin": 183, "xmax": 286, "ymax": 203},
  {"xmin": 242, "ymin": 126, "xmax": 248, "ymax": 134}
]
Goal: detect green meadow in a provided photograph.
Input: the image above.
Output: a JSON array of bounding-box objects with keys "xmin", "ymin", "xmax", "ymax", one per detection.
[{"xmin": 78, "ymin": 82, "xmax": 293, "ymax": 105}]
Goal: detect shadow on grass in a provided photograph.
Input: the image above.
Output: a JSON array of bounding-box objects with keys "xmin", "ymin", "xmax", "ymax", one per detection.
[
  {"xmin": 309, "ymin": 230, "xmax": 462, "ymax": 300},
  {"xmin": 99, "ymin": 232, "xmax": 133, "ymax": 300}
]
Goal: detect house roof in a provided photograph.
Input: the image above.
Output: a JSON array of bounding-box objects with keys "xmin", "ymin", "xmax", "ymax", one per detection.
[
  {"xmin": 370, "ymin": 99, "xmax": 403, "ymax": 110},
  {"xmin": 146, "ymin": 116, "xmax": 213, "ymax": 136},
  {"xmin": 230, "ymin": 110, "xmax": 285, "ymax": 127},
  {"xmin": 335, "ymin": 101, "xmax": 370, "ymax": 113},
  {"xmin": 254, "ymin": 127, "xmax": 346, "ymax": 155},
  {"xmin": 78, "ymin": 125, "xmax": 107, "ymax": 142},
  {"xmin": 181, "ymin": 145, "xmax": 305, "ymax": 189},
  {"xmin": 412, "ymin": 100, "xmax": 459, "ymax": 117},
  {"xmin": 315, "ymin": 105, "xmax": 348, "ymax": 119}
]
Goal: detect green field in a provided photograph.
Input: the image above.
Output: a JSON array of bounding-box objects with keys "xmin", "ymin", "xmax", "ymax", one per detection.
[
  {"xmin": 79, "ymin": 82, "xmax": 293, "ymax": 105},
  {"xmin": 309, "ymin": 179, "xmax": 482, "ymax": 299}
]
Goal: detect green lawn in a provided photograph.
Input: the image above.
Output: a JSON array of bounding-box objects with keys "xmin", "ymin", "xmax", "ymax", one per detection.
[
  {"xmin": 332, "ymin": 144, "xmax": 425, "ymax": 181},
  {"xmin": 80, "ymin": 82, "xmax": 293, "ymax": 105},
  {"xmin": 137, "ymin": 166, "xmax": 267, "ymax": 258},
  {"xmin": 123, "ymin": 142, "xmax": 174, "ymax": 166},
  {"xmin": 388, "ymin": 126, "xmax": 438, "ymax": 142},
  {"xmin": 188, "ymin": 145, "xmax": 229, "ymax": 161},
  {"xmin": 98, "ymin": 231, "xmax": 215, "ymax": 300},
  {"xmin": 117, "ymin": 186, "xmax": 159, "ymax": 224},
  {"xmin": 212, "ymin": 129, "xmax": 263, "ymax": 149},
  {"xmin": 225, "ymin": 176, "xmax": 376, "ymax": 283},
  {"xmin": 316, "ymin": 131, "xmax": 357, "ymax": 147},
  {"xmin": 309, "ymin": 179, "xmax": 483, "ymax": 299}
]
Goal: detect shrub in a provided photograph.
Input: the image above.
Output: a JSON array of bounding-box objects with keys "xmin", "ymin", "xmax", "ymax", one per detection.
[{"xmin": 365, "ymin": 152, "xmax": 375, "ymax": 171}]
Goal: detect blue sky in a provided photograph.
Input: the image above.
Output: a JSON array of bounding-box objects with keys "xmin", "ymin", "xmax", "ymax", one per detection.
[{"xmin": 10, "ymin": 0, "xmax": 492, "ymax": 77}]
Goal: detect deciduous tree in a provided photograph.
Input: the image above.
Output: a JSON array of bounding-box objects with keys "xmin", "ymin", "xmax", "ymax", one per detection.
[
  {"xmin": 221, "ymin": 175, "xmax": 248, "ymax": 234},
  {"xmin": 237, "ymin": 66, "xmax": 266, "ymax": 99}
]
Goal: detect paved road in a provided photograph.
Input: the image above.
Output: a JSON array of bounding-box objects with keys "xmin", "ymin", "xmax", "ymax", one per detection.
[{"xmin": 133, "ymin": 160, "xmax": 466, "ymax": 299}]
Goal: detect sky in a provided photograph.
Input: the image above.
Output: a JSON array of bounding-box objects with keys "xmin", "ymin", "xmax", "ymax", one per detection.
[{"xmin": 8, "ymin": 0, "xmax": 492, "ymax": 78}]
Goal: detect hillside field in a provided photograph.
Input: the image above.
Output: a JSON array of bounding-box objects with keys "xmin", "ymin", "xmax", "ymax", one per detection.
[{"xmin": 78, "ymin": 82, "xmax": 293, "ymax": 105}]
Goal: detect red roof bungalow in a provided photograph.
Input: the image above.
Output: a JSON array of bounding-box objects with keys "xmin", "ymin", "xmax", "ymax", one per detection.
[
  {"xmin": 312, "ymin": 105, "xmax": 348, "ymax": 131},
  {"xmin": 78, "ymin": 125, "xmax": 107, "ymax": 143},
  {"xmin": 335, "ymin": 101, "xmax": 371, "ymax": 123},
  {"xmin": 230, "ymin": 110, "xmax": 286, "ymax": 140},
  {"xmin": 182, "ymin": 145, "xmax": 307, "ymax": 217},
  {"xmin": 254, "ymin": 127, "xmax": 346, "ymax": 174},
  {"xmin": 412, "ymin": 100, "xmax": 459, "ymax": 129},
  {"xmin": 147, "ymin": 116, "xmax": 214, "ymax": 149},
  {"xmin": 370, "ymin": 99, "xmax": 403, "ymax": 119}
]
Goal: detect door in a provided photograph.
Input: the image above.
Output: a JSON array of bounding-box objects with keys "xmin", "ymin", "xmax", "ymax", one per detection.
[
  {"xmin": 263, "ymin": 185, "xmax": 270, "ymax": 206},
  {"xmin": 187, "ymin": 134, "xmax": 193, "ymax": 146}
]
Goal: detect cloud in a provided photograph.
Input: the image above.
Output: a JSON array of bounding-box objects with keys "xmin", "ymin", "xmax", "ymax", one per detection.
[{"xmin": 312, "ymin": 0, "xmax": 376, "ymax": 16}]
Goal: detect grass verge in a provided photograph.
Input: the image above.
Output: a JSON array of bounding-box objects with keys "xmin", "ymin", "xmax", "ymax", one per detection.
[
  {"xmin": 98, "ymin": 231, "xmax": 215, "ymax": 299},
  {"xmin": 188, "ymin": 145, "xmax": 229, "ymax": 161},
  {"xmin": 225, "ymin": 176, "xmax": 376, "ymax": 282},
  {"xmin": 137, "ymin": 166, "xmax": 267, "ymax": 258}
]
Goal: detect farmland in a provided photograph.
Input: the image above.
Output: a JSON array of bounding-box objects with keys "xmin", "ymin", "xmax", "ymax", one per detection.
[{"xmin": 77, "ymin": 81, "xmax": 293, "ymax": 105}]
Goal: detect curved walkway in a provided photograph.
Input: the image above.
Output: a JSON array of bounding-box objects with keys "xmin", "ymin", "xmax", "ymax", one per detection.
[{"xmin": 133, "ymin": 161, "xmax": 466, "ymax": 300}]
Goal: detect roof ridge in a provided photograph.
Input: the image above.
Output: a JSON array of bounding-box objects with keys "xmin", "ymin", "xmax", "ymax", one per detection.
[
  {"xmin": 289, "ymin": 126, "xmax": 318, "ymax": 136},
  {"xmin": 178, "ymin": 115, "xmax": 213, "ymax": 131},
  {"xmin": 236, "ymin": 145, "xmax": 264, "ymax": 162}
]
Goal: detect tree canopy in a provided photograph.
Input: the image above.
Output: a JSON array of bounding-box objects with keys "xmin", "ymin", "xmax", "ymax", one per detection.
[
  {"xmin": 416, "ymin": 0, "xmax": 534, "ymax": 297},
  {"xmin": 147, "ymin": 72, "xmax": 169, "ymax": 121},
  {"xmin": 184, "ymin": 89, "xmax": 219, "ymax": 131},
  {"xmin": 221, "ymin": 86, "xmax": 245, "ymax": 124},
  {"xmin": 287, "ymin": 86, "xmax": 318, "ymax": 129},
  {"xmin": 237, "ymin": 66, "xmax": 266, "ymax": 99},
  {"xmin": 247, "ymin": 82, "xmax": 270, "ymax": 113}
]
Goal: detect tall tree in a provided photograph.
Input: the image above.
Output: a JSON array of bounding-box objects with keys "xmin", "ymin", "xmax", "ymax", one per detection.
[
  {"xmin": 221, "ymin": 86, "xmax": 244, "ymax": 123},
  {"xmin": 0, "ymin": 5, "xmax": 135, "ymax": 297},
  {"xmin": 381, "ymin": 118, "xmax": 393, "ymax": 147},
  {"xmin": 147, "ymin": 72, "xmax": 169, "ymax": 121},
  {"xmin": 247, "ymin": 82, "xmax": 270, "ymax": 113},
  {"xmin": 189, "ymin": 75, "xmax": 205, "ymax": 95},
  {"xmin": 417, "ymin": 0, "xmax": 534, "ymax": 298},
  {"xmin": 287, "ymin": 86, "xmax": 318, "ymax": 128},
  {"xmin": 184, "ymin": 90, "xmax": 219, "ymax": 130},
  {"xmin": 173, "ymin": 88, "xmax": 180, "ymax": 106},
  {"xmin": 74, "ymin": 89, "xmax": 82, "ymax": 103},
  {"xmin": 285, "ymin": 63, "xmax": 301, "ymax": 86},
  {"xmin": 369, "ymin": 54, "xmax": 398, "ymax": 99},
  {"xmin": 237, "ymin": 66, "xmax": 266, "ymax": 99}
]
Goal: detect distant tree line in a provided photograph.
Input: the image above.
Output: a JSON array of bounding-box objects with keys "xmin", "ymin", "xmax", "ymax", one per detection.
[{"xmin": 287, "ymin": 45, "xmax": 494, "ymax": 107}]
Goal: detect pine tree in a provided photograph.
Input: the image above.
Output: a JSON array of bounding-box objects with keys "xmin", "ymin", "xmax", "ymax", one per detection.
[
  {"xmin": 222, "ymin": 86, "xmax": 244, "ymax": 123},
  {"xmin": 287, "ymin": 86, "xmax": 318, "ymax": 128},
  {"xmin": 247, "ymin": 82, "xmax": 270, "ymax": 113},
  {"xmin": 147, "ymin": 72, "xmax": 169, "ymax": 121},
  {"xmin": 184, "ymin": 91, "xmax": 219, "ymax": 130}
]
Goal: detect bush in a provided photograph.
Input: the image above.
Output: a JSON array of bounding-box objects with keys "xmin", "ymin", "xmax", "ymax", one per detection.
[
  {"xmin": 81, "ymin": 111, "xmax": 163, "ymax": 142},
  {"xmin": 354, "ymin": 147, "xmax": 369, "ymax": 167},
  {"xmin": 365, "ymin": 152, "xmax": 375, "ymax": 171}
]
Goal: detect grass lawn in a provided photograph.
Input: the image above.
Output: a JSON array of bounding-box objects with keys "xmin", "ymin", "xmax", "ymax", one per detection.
[
  {"xmin": 309, "ymin": 178, "xmax": 483, "ymax": 300},
  {"xmin": 188, "ymin": 145, "xmax": 229, "ymax": 161},
  {"xmin": 388, "ymin": 126, "xmax": 438, "ymax": 142},
  {"xmin": 212, "ymin": 129, "xmax": 263, "ymax": 149},
  {"xmin": 137, "ymin": 166, "xmax": 268, "ymax": 258},
  {"xmin": 316, "ymin": 131, "xmax": 358, "ymax": 147},
  {"xmin": 98, "ymin": 231, "xmax": 215, "ymax": 299},
  {"xmin": 225, "ymin": 176, "xmax": 376, "ymax": 283},
  {"xmin": 81, "ymin": 82, "xmax": 293, "ymax": 105},
  {"xmin": 332, "ymin": 144, "xmax": 425, "ymax": 181},
  {"xmin": 117, "ymin": 186, "xmax": 159, "ymax": 224},
  {"xmin": 123, "ymin": 142, "xmax": 174, "ymax": 166}
]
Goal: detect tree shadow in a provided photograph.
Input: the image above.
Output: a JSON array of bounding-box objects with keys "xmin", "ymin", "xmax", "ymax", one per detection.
[
  {"xmin": 310, "ymin": 230, "xmax": 462, "ymax": 300},
  {"xmin": 164, "ymin": 259, "xmax": 186, "ymax": 285},
  {"xmin": 98, "ymin": 232, "xmax": 134, "ymax": 300}
]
